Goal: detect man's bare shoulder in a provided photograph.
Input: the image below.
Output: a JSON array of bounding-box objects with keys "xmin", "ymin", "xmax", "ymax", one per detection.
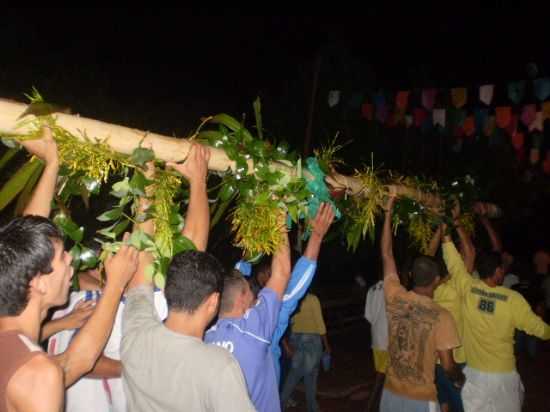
[{"xmin": 8, "ymin": 353, "xmax": 63, "ymax": 399}]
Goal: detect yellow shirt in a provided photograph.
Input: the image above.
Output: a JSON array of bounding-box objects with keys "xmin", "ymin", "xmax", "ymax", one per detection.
[
  {"xmin": 443, "ymin": 241, "xmax": 550, "ymax": 373},
  {"xmin": 291, "ymin": 294, "xmax": 327, "ymax": 335},
  {"xmin": 434, "ymin": 280, "xmax": 466, "ymax": 363}
]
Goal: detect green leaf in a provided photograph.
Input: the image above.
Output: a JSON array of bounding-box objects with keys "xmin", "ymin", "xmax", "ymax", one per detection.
[
  {"xmin": 81, "ymin": 176, "xmax": 101, "ymax": 195},
  {"xmin": 79, "ymin": 247, "xmax": 99, "ymax": 270},
  {"xmin": 111, "ymin": 178, "xmax": 130, "ymax": 198},
  {"xmin": 210, "ymin": 114, "xmax": 254, "ymax": 141},
  {"xmin": 198, "ymin": 130, "xmax": 224, "ymax": 146},
  {"xmin": 129, "ymin": 170, "xmax": 152, "ymax": 196},
  {"xmin": 130, "ymin": 147, "xmax": 155, "ymax": 166},
  {"xmin": 15, "ymin": 161, "xmax": 44, "ymax": 215},
  {"xmin": 219, "ymin": 183, "xmax": 236, "ymax": 202},
  {"xmin": 53, "ymin": 214, "xmax": 84, "ymax": 243},
  {"xmin": 0, "ymin": 159, "xmax": 42, "ymax": 212},
  {"xmin": 69, "ymin": 244, "xmax": 81, "ymax": 269},
  {"xmin": 144, "ymin": 264, "xmax": 156, "ymax": 280},
  {"xmin": 97, "ymin": 208, "xmax": 123, "ymax": 222},
  {"xmin": 153, "ymin": 272, "xmax": 166, "ymax": 289},
  {"xmin": 113, "ymin": 219, "xmax": 131, "ymax": 236},
  {"xmin": 173, "ymin": 234, "xmax": 197, "ymax": 254},
  {"xmin": 128, "ymin": 230, "xmax": 152, "ymax": 250},
  {"xmin": 253, "ymin": 97, "xmax": 263, "ymax": 140},
  {"xmin": 0, "ymin": 147, "xmax": 19, "ymax": 172}
]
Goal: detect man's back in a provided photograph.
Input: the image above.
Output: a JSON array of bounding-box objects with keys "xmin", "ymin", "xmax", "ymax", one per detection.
[
  {"xmin": 384, "ymin": 276, "xmax": 459, "ymax": 402},
  {"xmin": 205, "ymin": 287, "xmax": 281, "ymax": 412},
  {"xmin": 443, "ymin": 241, "xmax": 550, "ymax": 372},
  {"xmin": 365, "ymin": 280, "xmax": 388, "ymax": 351},
  {"xmin": 122, "ymin": 286, "xmax": 255, "ymax": 412}
]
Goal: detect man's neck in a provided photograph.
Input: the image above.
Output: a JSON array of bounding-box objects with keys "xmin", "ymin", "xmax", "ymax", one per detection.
[
  {"xmin": 218, "ymin": 307, "xmax": 245, "ymax": 320},
  {"xmin": 413, "ymin": 286, "xmax": 434, "ymax": 299},
  {"xmin": 482, "ymin": 278, "xmax": 499, "ymax": 288},
  {"xmin": 164, "ymin": 310, "xmax": 205, "ymax": 340},
  {"xmin": 0, "ymin": 300, "xmax": 44, "ymax": 342}
]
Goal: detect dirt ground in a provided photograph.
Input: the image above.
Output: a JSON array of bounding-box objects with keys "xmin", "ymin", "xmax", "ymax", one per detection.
[{"xmin": 283, "ymin": 320, "xmax": 550, "ymax": 412}]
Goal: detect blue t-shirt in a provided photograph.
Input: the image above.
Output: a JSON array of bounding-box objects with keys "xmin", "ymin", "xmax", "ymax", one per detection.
[
  {"xmin": 205, "ymin": 287, "xmax": 282, "ymax": 412},
  {"xmin": 234, "ymin": 257, "xmax": 318, "ymax": 384}
]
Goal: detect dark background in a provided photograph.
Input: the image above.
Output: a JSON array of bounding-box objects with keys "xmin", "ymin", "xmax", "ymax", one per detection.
[{"xmin": 1, "ymin": 9, "xmax": 549, "ymax": 284}]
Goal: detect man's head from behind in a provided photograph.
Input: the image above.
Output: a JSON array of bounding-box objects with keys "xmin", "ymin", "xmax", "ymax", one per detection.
[
  {"xmin": 219, "ymin": 270, "xmax": 255, "ymax": 317},
  {"xmin": 476, "ymin": 251, "xmax": 504, "ymax": 285},
  {"xmin": 165, "ymin": 250, "xmax": 225, "ymax": 323},
  {"xmin": 411, "ymin": 255, "xmax": 441, "ymax": 290},
  {"xmin": 0, "ymin": 216, "xmax": 72, "ymax": 317}
]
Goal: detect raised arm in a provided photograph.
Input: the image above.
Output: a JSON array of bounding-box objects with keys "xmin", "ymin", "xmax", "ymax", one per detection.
[
  {"xmin": 381, "ymin": 196, "xmax": 398, "ymax": 281},
  {"xmin": 167, "ymin": 143, "xmax": 211, "ymax": 251},
  {"xmin": 40, "ymin": 300, "xmax": 95, "ymax": 342},
  {"xmin": 21, "ymin": 127, "xmax": 59, "ymax": 217},
  {"xmin": 426, "ymin": 225, "xmax": 443, "ymax": 257},
  {"xmin": 452, "ymin": 201, "xmax": 476, "ymax": 273},
  {"xmin": 265, "ymin": 216, "xmax": 292, "ymax": 299},
  {"xmin": 303, "ymin": 203, "xmax": 335, "ymax": 261},
  {"xmin": 54, "ymin": 235, "xmax": 138, "ymax": 387},
  {"xmin": 474, "ymin": 203, "xmax": 502, "ymax": 253}
]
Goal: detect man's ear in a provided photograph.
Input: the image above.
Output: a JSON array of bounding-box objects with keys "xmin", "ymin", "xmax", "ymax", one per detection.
[
  {"xmin": 29, "ymin": 274, "xmax": 47, "ymax": 297},
  {"xmin": 206, "ymin": 292, "xmax": 220, "ymax": 314}
]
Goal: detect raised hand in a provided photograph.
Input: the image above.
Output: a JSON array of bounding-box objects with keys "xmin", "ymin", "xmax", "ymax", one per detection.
[
  {"xmin": 104, "ymin": 233, "xmax": 139, "ymax": 292},
  {"xmin": 166, "ymin": 143, "xmax": 210, "ymax": 185},
  {"xmin": 21, "ymin": 126, "xmax": 59, "ymax": 166}
]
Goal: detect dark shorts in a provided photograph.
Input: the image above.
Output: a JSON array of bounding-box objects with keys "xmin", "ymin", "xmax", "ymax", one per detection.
[{"xmin": 435, "ymin": 363, "xmax": 465, "ymax": 412}]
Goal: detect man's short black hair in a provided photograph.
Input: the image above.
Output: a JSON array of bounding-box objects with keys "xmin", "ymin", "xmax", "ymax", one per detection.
[
  {"xmin": 411, "ymin": 255, "xmax": 441, "ymax": 287},
  {"xmin": 219, "ymin": 270, "xmax": 248, "ymax": 314},
  {"xmin": 165, "ymin": 250, "xmax": 225, "ymax": 313},
  {"xmin": 476, "ymin": 251, "xmax": 502, "ymax": 279},
  {"xmin": 0, "ymin": 216, "xmax": 63, "ymax": 316}
]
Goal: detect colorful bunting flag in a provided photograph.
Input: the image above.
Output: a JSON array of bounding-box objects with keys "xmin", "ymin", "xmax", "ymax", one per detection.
[
  {"xmin": 480, "ymin": 84, "xmax": 494, "ymax": 106},
  {"xmin": 521, "ymin": 105, "xmax": 537, "ymax": 127},
  {"xmin": 451, "ymin": 88, "xmax": 467, "ymax": 108},
  {"xmin": 396, "ymin": 91, "xmax": 409, "ymax": 112},
  {"xmin": 496, "ymin": 107, "xmax": 512, "ymax": 129},
  {"xmin": 422, "ymin": 89, "xmax": 437, "ymax": 111},
  {"xmin": 508, "ymin": 81, "xmax": 526, "ymax": 104},
  {"xmin": 328, "ymin": 90, "xmax": 340, "ymax": 108},
  {"xmin": 534, "ymin": 77, "xmax": 550, "ymax": 101},
  {"xmin": 433, "ymin": 109, "xmax": 446, "ymax": 128}
]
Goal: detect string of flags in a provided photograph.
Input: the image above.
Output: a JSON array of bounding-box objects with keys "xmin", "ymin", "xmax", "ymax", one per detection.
[{"xmin": 327, "ymin": 78, "xmax": 550, "ymax": 175}]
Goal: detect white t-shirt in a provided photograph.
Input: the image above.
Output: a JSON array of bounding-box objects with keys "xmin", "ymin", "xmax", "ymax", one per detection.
[
  {"xmin": 364, "ymin": 280, "xmax": 388, "ymax": 350},
  {"xmin": 48, "ymin": 290, "xmax": 168, "ymax": 412}
]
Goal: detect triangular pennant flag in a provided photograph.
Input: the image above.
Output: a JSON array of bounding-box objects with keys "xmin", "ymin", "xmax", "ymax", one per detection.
[
  {"xmin": 484, "ymin": 116, "xmax": 496, "ymax": 137},
  {"xmin": 496, "ymin": 107, "xmax": 512, "ymax": 128},
  {"xmin": 376, "ymin": 102, "xmax": 389, "ymax": 124},
  {"xmin": 422, "ymin": 89, "xmax": 437, "ymax": 111},
  {"xmin": 508, "ymin": 81, "xmax": 526, "ymax": 104},
  {"xmin": 394, "ymin": 111, "xmax": 406, "ymax": 126},
  {"xmin": 448, "ymin": 108, "xmax": 466, "ymax": 129},
  {"xmin": 463, "ymin": 116, "xmax": 476, "ymax": 137},
  {"xmin": 373, "ymin": 93, "xmax": 386, "ymax": 108},
  {"xmin": 414, "ymin": 108, "xmax": 428, "ymax": 128},
  {"xmin": 479, "ymin": 84, "xmax": 494, "ymax": 106},
  {"xmin": 529, "ymin": 111, "xmax": 543, "ymax": 132},
  {"xmin": 405, "ymin": 115, "xmax": 414, "ymax": 128},
  {"xmin": 506, "ymin": 114, "xmax": 519, "ymax": 136},
  {"xmin": 395, "ymin": 91, "xmax": 409, "ymax": 112},
  {"xmin": 328, "ymin": 90, "xmax": 340, "ymax": 108},
  {"xmin": 512, "ymin": 132, "xmax": 525, "ymax": 150},
  {"xmin": 542, "ymin": 101, "xmax": 550, "ymax": 121},
  {"xmin": 451, "ymin": 88, "xmax": 468, "ymax": 108},
  {"xmin": 530, "ymin": 148, "xmax": 541, "ymax": 164},
  {"xmin": 521, "ymin": 105, "xmax": 536, "ymax": 126},
  {"xmin": 474, "ymin": 108, "xmax": 489, "ymax": 131},
  {"xmin": 534, "ymin": 78, "xmax": 550, "ymax": 101},
  {"xmin": 516, "ymin": 147, "xmax": 526, "ymax": 163},
  {"xmin": 361, "ymin": 103, "xmax": 373, "ymax": 120},
  {"xmin": 433, "ymin": 109, "xmax": 446, "ymax": 128}
]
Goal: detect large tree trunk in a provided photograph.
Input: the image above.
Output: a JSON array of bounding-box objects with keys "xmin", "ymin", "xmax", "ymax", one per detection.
[{"xmin": 0, "ymin": 98, "xmax": 443, "ymax": 210}]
